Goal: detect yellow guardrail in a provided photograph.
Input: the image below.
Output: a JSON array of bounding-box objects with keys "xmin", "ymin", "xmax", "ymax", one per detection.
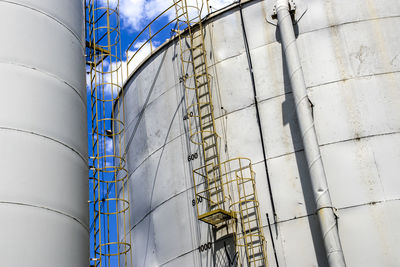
[
  {"xmin": 86, "ymin": 0, "xmax": 131, "ymax": 266},
  {"xmin": 125, "ymin": 0, "xmax": 183, "ymax": 76},
  {"xmin": 123, "ymin": 0, "xmax": 268, "ymax": 265},
  {"xmin": 125, "ymin": 0, "xmax": 213, "ymax": 76}
]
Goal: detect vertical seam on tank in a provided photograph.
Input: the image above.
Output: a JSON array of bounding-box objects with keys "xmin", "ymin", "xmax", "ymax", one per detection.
[
  {"xmin": 0, "ymin": 127, "xmax": 88, "ymax": 164},
  {"xmin": 0, "ymin": 0, "xmax": 84, "ymax": 49},
  {"xmin": 0, "ymin": 201, "xmax": 89, "ymax": 232}
]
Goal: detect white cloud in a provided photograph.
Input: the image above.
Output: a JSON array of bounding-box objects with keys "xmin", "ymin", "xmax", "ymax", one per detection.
[
  {"xmin": 114, "ymin": 0, "xmax": 235, "ymax": 31},
  {"xmin": 118, "ymin": 0, "xmax": 235, "ymax": 75},
  {"xmin": 88, "ymin": 0, "xmax": 236, "ymax": 88},
  {"xmin": 120, "ymin": 0, "xmax": 148, "ymax": 31},
  {"xmin": 95, "ymin": 40, "xmax": 153, "ymax": 93},
  {"xmin": 85, "ymin": 57, "xmax": 123, "ymax": 97},
  {"xmin": 86, "ymin": 42, "xmax": 153, "ymax": 99},
  {"xmin": 126, "ymin": 40, "xmax": 154, "ymax": 74},
  {"xmin": 98, "ymin": 0, "xmax": 119, "ymax": 8},
  {"xmin": 105, "ymin": 137, "xmax": 114, "ymax": 153},
  {"xmin": 92, "ymin": 134, "xmax": 114, "ymax": 154}
]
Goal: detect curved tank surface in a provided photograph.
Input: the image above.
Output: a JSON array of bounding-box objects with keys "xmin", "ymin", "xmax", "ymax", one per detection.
[
  {"xmin": 119, "ymin": 0, "xmax": 400, "ymax": 266},
  {"xmin": 0, "ymin": 0, "xmax": 89, "ymax": 266}
]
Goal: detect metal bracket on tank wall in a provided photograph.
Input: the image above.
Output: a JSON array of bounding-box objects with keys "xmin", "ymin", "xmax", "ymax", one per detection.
[
  {"xmin": 271, "ymin": 0, "xmax": 296, "ymax": 20},
  {"xmin": 266, "ymin": 0, "xmax": 308, "ymax": 26}
]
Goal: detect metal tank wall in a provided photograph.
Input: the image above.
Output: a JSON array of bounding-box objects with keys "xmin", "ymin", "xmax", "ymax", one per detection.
[
  {"xmin": 120, "ymin": 0, "xmax": 400, "ymax": 266},
  {"xmin": 0, "ymin": 0, "xmax": 89, "ymax": 266}
]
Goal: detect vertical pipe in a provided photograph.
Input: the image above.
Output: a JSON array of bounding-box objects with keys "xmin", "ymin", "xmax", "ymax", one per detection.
[{"xmin": 275, "ymin": 0, "xmax": 346, "ymax": 266}]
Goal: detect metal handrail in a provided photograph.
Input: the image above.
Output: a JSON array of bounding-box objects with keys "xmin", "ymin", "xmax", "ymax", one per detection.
[
  {"xmin": 124, "ymin": 0, "xmax": 214, "ymax": 76},
  {"xmin": 125, "ymin": 0, "xmax": 183, "ymax": 76},
  {"xmin": 86, "ymin": 0, "xmax": 131, "ymax": 266}
]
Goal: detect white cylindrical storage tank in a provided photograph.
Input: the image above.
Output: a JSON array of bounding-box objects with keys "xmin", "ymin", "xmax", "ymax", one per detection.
[
  {"xmin": 120, "ymin": 0, "xmax": 400, "ymax": 266},
  {"xmin": 0, "ymin": 1, "xmax": 88, "ymax": 266}
]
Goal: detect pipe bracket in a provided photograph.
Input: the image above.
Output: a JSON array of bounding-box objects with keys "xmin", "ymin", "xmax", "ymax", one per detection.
[{"xmin": 272, "ymin": 0, "xmax": 296, "ymax": 19}]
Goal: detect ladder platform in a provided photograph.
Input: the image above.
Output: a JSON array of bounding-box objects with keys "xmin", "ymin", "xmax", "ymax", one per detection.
[{"xmin": 198, "ymin": 209, "xmax": 235, "ymax": 226}]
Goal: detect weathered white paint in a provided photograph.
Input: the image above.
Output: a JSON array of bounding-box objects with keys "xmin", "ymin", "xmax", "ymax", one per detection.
[{"xmin": 120, "ymin": 0, "xmax": 400, "ymax": 266}]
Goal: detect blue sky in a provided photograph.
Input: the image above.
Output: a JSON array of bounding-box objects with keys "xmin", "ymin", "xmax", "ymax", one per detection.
[
  {"xmin": 87, "ymin": 0, "xmax": 234, "ymax": 265},
  {"xmin": 100, "ymin": 0, "xmax": 235, "ymax": 62}
]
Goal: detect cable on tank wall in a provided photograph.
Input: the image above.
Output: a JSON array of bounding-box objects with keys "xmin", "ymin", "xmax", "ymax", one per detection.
[
  {"xmin": 238, "ymin": 0, "xmax": 278, "ymax": 224},
  {"xmin": 238, "ymin": 2, "xmax": 280, "ymax": 266}
]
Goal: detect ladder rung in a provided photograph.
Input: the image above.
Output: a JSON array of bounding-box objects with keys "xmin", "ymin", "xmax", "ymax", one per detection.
[
  {"xmin": 245, "ymin": 235, "xmax": 263, "ymax": 243},
  {"xmin": 210, "ymin": 188, "xmax": 223, "ymax": 194},
  {"xmin": 199, "ymin": 92, "xmax": 209, "ymax": 99},
  {"xmin": 195, "ymin": 71, "xmax": 207, "ymax": 79},
  {"xmin": 202, "ymin": 123, "xmax": 213, "ymax": 130},
  {"xmin": 246, "ymin": 244, "xmax": 263, "ymax": 252},
  {"xmin": 195, "ymin": 62, "xmax": 205, "ymax": 69},
  {"xmin": 201, "ymin": 113, "xmax": 212, "ymax": 121},
  {"xmin": 241, "ymin": 214, "xmax": 258, "ymax": 221},
  {"xmin": 205, "ymin": 154, "xmax": 218, "ymax": 162},
  {"xmin": 239, "ymin": 206, "xmax": 257, "ymax": 213},
  {"xmin": 248, "ymin": 252, "xmax": 263, "ymax": 259},
  {"xmin": 203, "ymin": 133, "xmax": 215, "ymax": 141},
  {"xmin": 243, "ymin": 224, "xmax": 258, "ymax": 232},
  {"xmin": 200, "ymin": 113, "xmax": 212, "ymax": 121},
  {"xmin": 208, "ymin": 184, "xmax": 222, "ymax": 192},
  {"xmin": 200, "ymin": 103, "xmax": 210, "ymax": 109},
  {"xmin": 247, "ymin": 246, "xmax": 263, "ymax": 253},
  {"xmin": 191, "ymin": 43, "xmax": 203, "ymax": 50},
  {"xmin": 196, "ymin": 81, "xmax": 208, "ymax": 88},
  {"xmin": 238, "ymin": 196, "xmax": 256, "ymax": 203},
  {"xmin": 208, "ymin": 180, "xmax": 219, "ymax": 187},
  {"xmin": 193, "ymin": 52, "xmax": 204, "ymax": 60},
  {"xmin": 208, "ymin": 175, "xmax": 221, "ymax": 182},
  {"xmin": 207, "ymin": 165, "xmax": 219, "ymax": 174},
  {"xmin": 204, "ymin": 143, "xmax": 216, "ymax": 151},
  {"xmin": 243, "ymin": 226, "xmax": 261, "ymax": 234}
]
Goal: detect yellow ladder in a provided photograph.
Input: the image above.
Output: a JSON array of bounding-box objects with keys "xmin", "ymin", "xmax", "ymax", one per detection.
[
  {"xmin": 232, "ymin": 160, "xmax": 268, "ymax": 267},
  {"xmin": 86, "ymin": 0, "xmax": 131, "ymax": 266},
  {"xmin": 174, "ymin": 0, "xmax": 233, "ymax": 224},
  {"xmin": 173, "ymin": 1, "xmax": 268, "ymax": 266}
]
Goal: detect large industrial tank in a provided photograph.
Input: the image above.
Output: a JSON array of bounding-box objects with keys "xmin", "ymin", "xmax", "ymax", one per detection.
[
  {"xmin": 0, "ymin": 0, "xmax": 89, "ymax": 266},
  {"xmin": 120, "ymin": 0, "xmax": 400, "ymax": 266}
]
